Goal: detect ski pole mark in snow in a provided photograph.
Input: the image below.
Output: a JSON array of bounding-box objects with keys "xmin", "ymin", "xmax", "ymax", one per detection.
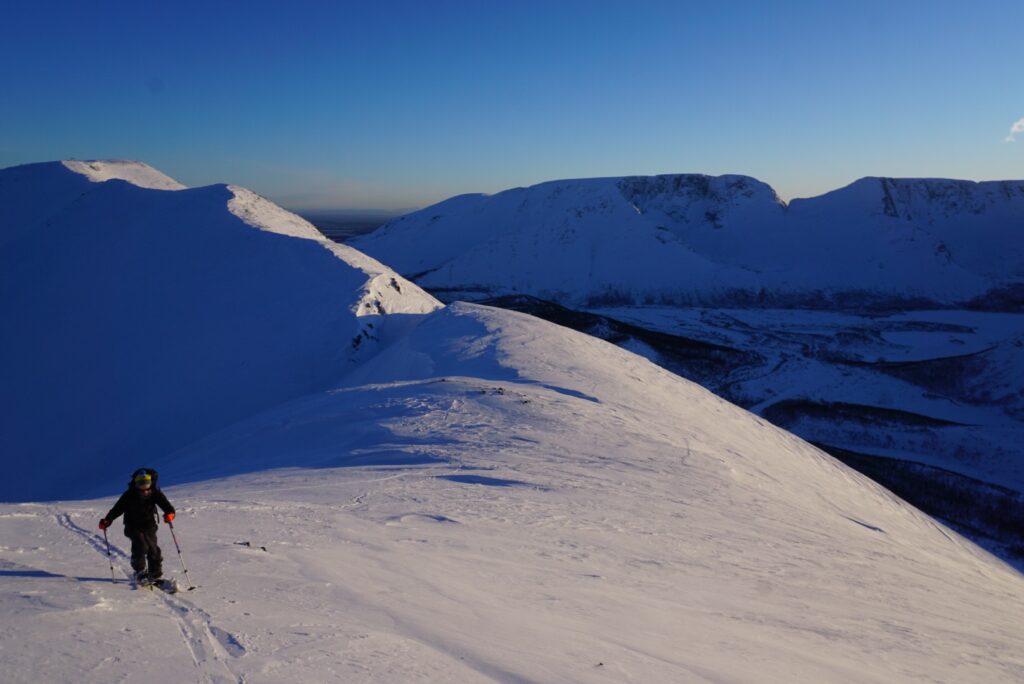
[
  {"xmin": 233, "ymin": 541, "xmax": 268, "ymax": 552},
  {"xmin": 844, "ymin": 516, "xmax": 886, "ymax": 533},
  {"xmin": 439, "ymin": 474, "xmax": 549, "ymax": 489},
  {"xmin": 53, "ymin": 511, "xmax": 245, "ymax": 684},
  {"xmin": 55, "ymin": 512, "xmax": 129, "ymax": 561}
]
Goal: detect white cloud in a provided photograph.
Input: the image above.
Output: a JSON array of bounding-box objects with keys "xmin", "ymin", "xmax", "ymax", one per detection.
[{"xmin": 1005, "ymin": 117, "xmax": 1024, "ymax": 142}]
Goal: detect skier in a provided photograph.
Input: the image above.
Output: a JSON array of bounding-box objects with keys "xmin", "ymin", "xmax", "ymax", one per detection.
[{"xmin": 99, "ymin": 468, "xmax": 176, "ymax": 583}]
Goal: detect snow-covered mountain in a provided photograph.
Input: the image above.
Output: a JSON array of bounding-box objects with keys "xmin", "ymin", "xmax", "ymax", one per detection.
[
  {"xmin": 350, "ymin": 174, "xmax": 1024, "ymax": 308},
  {"xmin": 0, "ymin": 160, "xmax": 440, "ymax": 501},
  {"xmin": 349, "ymin": 174, "xmax": 1024, "ymax": 564},
  {"xmin": 3, "ymin": 161, "xmax": 1023, "ymax": 682}
]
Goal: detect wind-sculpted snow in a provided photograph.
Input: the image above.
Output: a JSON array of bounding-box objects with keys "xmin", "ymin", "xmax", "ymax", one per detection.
[
  {"xmin": 351, "ymin": 173, "xmax": 1024, "ymax": 308},
  {"xmin": 0, "ymin": 161, "xmax": 440, "ymax": 502}
]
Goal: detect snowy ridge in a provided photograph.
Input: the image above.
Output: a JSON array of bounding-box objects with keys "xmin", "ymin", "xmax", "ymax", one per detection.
[
  {"xmin": 2, "ymin": 160, "xmax": 189, "ymax": 247},
  {"xmin": 62, "ymin": 159, "xmax": 187, "ymax": 190},
  {"xmin": 351, "ymin": 173, "xmax": 1024, "ymax": 308},
  {"xmin": 226, "ymin": 184, "xmax": 325, "ymax": 240},
  {"xmin": 810, "ymin": 176, "xmax": 1024, "ymax": 222},
  {"xmin": 0, "ymin": 160, "xmax": 441, "ymax": 501}
]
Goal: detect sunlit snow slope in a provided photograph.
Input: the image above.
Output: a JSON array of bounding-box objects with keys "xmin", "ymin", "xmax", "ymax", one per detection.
[
  {"xmin": 2, "ymin": 303, "xmax": 1022, "ymax": 683},
  {"xmin": 0, "ymin": 160, "xmax": 440, "ymax": 501}
]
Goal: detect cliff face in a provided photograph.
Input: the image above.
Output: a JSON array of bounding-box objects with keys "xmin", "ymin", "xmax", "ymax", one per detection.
[
  {"xmin": 788, "ymin": 178, "xmax": 1024, "ymax": 286},
  {"xmin": 872, "ymin": 177, "xmax": 1021, "ymax": 221},
  {"xmin": 617, "ymin": 173, "xmax": 784, "ymax": 229}
]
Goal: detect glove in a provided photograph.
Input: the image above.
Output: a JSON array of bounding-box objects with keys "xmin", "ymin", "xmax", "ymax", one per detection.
[
  {"xmin": 98, "ymin": 518, "xmax": 110, "ymax": 530},
  {"xmin": 164, "ymin": 512, "xmax": 175, "ymax": 523}
]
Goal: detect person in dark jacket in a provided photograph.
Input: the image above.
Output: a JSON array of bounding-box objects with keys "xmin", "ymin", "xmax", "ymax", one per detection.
[{"xmin": 99, "ymin": 469, "xmax": 176, "ymax": 582}]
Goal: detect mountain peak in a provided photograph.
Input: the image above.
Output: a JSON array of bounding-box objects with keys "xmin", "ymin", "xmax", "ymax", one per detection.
[
  {"xmin": 354, "ymin": 172, "xmax": 1024, "ymax": 309},
  {"xmin": 61, "ymin": 159, "xmax": 186, "ymax": 190},
  {"xmin": 798, "ymin": 176, "xmax": 1024, "ymax": 221},
  {"xmin": 618, "ymin": 172, "xmax": 784, "ymax": 208}
]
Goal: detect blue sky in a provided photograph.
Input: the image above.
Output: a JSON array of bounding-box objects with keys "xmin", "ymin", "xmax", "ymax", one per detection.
[{"xmin": 2, "ymin": 1, "xmax": 1021, "ymax": 210}]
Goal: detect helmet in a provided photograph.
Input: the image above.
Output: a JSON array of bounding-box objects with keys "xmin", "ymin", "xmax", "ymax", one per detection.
[{"xmin": 129, "ymin": 467, "xmax": 159, "ymax": 490}]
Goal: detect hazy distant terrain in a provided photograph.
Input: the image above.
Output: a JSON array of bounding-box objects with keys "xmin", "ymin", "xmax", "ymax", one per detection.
[{"xmin": 296, "ymin": 209, "xmax": 403, "ymax": 242}]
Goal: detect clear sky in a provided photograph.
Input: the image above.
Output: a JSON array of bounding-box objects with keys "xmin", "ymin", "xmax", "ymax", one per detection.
[{"xmin": 2, "ymin": 0, "xmax": 1022, "ymax": 210}]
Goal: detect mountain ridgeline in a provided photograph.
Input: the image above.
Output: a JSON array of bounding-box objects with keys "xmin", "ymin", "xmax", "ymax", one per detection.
[
  {"xmin": 350, "ymin": 173, "xmax": 1024, "ymax": 310},
  {"xmin": 0, "ymin": 160, "xmax": 441, "ymax": 501}
]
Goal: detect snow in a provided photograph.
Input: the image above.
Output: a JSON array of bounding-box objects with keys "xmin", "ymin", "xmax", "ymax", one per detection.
[
  {"xmin": 62, "ymin": 159, "xmax": 187, "ymax": 191},
  {"xmin": 2, "ymin": 302, "xmax": 1023, "ymax": 683},
  {"xmin": 0, "ymin": 161, "xmax": 440, "ymax": 502},
  {"xmin": 226, "ymin": 184, "xmax": 325, "ymax": 241},
  {"xmin": 3, "ymin": 161, "xmax": 1023, "ymax": 683},
  {"xmin": 350, "ymin": 174, "xmax": 1024, "ymax": 307},
  {"xmin": 348, "ymin": 173, "xmax": 1024, "ymax": 530},
  {"xmin": 592, "ymin": 306, "xmax": 1024, "ymax": 492}
]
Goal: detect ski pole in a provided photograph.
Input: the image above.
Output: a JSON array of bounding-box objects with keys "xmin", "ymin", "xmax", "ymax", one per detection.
[
  {"xmin": 102, "ymin": 527, "xmax": 116, "ymax": 583},
  {"xmin": 166, "ymin": 521, "xmax": 196, "ymax": 590}
]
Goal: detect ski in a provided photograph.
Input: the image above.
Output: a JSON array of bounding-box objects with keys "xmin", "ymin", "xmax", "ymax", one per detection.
[
  {"xmin": 138, "ymin": 577, "xmax": 179, "ymax": 593},
  {"xmin": 130, "ymin": 573, "xmax": 180, "ymax": 593},
  {"xmin": 152, "ymin": 578, "xmax": 179, "ymax": 593}
]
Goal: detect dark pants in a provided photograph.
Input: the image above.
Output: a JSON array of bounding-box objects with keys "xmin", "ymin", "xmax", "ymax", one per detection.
[{"xmin": 125, "ymin": 527, "xmax": 162, "ymax": 578}]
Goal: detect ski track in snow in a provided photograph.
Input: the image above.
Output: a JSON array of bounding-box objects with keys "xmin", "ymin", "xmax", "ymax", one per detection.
[{"xmin": 53, "ymin": 510, "xmax": 245, "ymax": 684}]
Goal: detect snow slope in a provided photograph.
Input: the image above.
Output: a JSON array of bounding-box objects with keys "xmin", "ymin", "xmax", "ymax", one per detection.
[
  {"xmin": 350, "ymin": 174, "xmax": 1024, "ymax": 307},
  {"xmin": 61, "ymin": 159, "xmax": 187, "ymax": 191},
  {"xmin": 0, "ymin": 160, "xmax": 183, "ymax": 248},
  {"xmin": 0, "ymin": 160, "xmax": 440, "ymax": 502},
  {"xmin": 2, "ymin": 303, "xmax": 1022, "ymax": 683},
  {"xmin": 348, "ymin": 172, "xmax": 1024, "ymax": 559},
  {"xmin": 591, "ymin": 305, "xmax": 1024, "ymax": 493}
]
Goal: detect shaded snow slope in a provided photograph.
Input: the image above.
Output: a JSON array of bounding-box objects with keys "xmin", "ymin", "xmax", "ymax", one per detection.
[
  {"xmin": 0, "ymin": 161, "xmax": 176, "ymax": 248},
  {"xmin": 787, "ymin": 177, "xmax": 1024, "ymax": 290},
  {"xmin": 3, "ymin": 303, "xmax": 1022, "ymax": 683},
  {"xmin": 351, "ymin": 174, "xmax": 1024, "ymax": 308},
  {"xmin": 0, "ymin": 161, "xmax": 440, "ymax": 502}
]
